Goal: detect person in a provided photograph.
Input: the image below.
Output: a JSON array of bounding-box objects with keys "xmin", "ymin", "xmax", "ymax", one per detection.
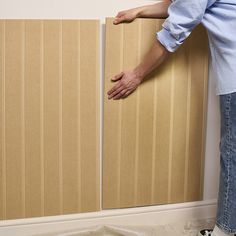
[{"xmin": 107, "ymin": 1, "xmax": 236, "ymax": 236}]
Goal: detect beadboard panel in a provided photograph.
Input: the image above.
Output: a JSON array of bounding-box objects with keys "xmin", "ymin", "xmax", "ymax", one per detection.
[
  {"xmin": 0, "ymin": 20, "xmax": 100, "ymax": 220},
  {"xmin": 103, "ymin": 18, "xmax": 208, "ymax": 209}
]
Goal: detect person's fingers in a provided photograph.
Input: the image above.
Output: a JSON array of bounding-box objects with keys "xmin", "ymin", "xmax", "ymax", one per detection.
[
  {"xmin": 107, "ymin": 83, "xmax": 124, "ymax": 98},
  {"xmin": 111, "ymin": 71, "xmax": 124, "ymax": 82},
  {"xmin": 108, "ymin": 86, "xmax": 124, "ymax": 99},
  {"xmin": 113, "ymin": 89, "xmax": 128, "ymax": 100},
  {"xmin": 113, "ymin": 16, "xmax": 126, "ymax": 25},
  {"xmin": 113, "ymin": 11, "xmax": 126, "ymax": 24},
  {"xmin": 122, "ymin": 89, "xmax": 133, "ymax": 99}
]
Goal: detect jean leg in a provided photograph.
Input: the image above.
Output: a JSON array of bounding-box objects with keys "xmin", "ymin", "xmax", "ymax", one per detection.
[{"xmin": 216, "ymin": 92, "xmax": 236, "ymax": 234}]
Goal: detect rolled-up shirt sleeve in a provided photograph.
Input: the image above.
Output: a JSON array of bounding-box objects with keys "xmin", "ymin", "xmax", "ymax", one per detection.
[{"xmin": 156, "ymin": 0, "xmax": 211, "ymax": 52}]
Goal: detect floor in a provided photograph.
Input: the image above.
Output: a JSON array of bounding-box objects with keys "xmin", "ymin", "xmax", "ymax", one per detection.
[{"xmin": 32, "ymin": 218, "xmax": 216, "ymax": 236}]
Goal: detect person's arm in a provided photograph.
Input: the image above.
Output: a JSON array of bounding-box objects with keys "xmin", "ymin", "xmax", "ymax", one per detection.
[
  {"xmin": 156, "ymin": 0, "xmax": 216, "ymax": 52},
  {"xmin": 108, "ymin": 0, "xmax": 215, "ymax": 100},
  {"xmin": 113, "ymin": 0, "xmax": 171, "ymax": 25},
  {"xmin": 107, "ymin": 41, "xmax": 169, "ymax": 100}
]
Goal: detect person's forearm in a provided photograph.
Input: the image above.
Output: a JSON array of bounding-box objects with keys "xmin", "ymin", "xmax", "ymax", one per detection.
[
  {"xmin": 107, "ymin": 40, "xmax": 169, "ymax": 100},
  {"xmin": 133, "ymin": 40, "xmax": 169, "ymax": 81},
  {"xmin": 113, "ymin": 1, "xmax": 171, "ymax": 25},
  {"xmin": 135, "ymin": 1, "xmax": 171, "ymax": 19}
]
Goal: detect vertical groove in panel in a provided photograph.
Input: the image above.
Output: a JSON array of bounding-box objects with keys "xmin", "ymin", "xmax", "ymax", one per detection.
[
  {"xmin": 167, "ymin": 57, "xmax": 175, "ymax": 203},
  {"xmin": 95, "ymin": 21, "xmax": 101, "ymax": 211},
  {"xmin": 151, "ymin": 66, "xmax": 158, "ymax": 204},
  {"xmin": 184, "ymin": 41, "xmax": 191, "ymax": 202},
  {"xmin": 77, "ymin": 21, "xmax": 81, "ymax": 213},
  {"xmin": 94, "ymin": 21, "xmax": 100, "ymax": 210},
  {"xmin": 200, "ymin": 50, "xmax": 208, "ymax": 198},
  {"xmin": 93, "ymin": 21, "xmax": 100, "ymax": 210},
  {"xmin": 99, "ymin": 29, "xmax": 102, "ymax": 210},
  {"xmin": 95, "ymin": 21, "xmax": 101, "ymax": 210},
  {"xmin": 59, "ymin": 20, "xmax": 63, "ymax": 215},
  {"xmin": 117, "ymin": 25, "xmax": 124, "ymax": 206},
  {"xmin": 151, "ymin": 21, "xmax": 162, "ymax": 203},
  {"xmin": 134, "ymin": 21, "xmax": 141, "ymax": 206},
  {"xmin": 2, "ymin": 20, "xmax": 6, "ymax": 220},
  {"xmin": 40, "ymin": 21, "xmax": 45, "ymax": 216},
  {"xmin": 21, "ymin": 21, "xmax": 26, "ymax": 218}
]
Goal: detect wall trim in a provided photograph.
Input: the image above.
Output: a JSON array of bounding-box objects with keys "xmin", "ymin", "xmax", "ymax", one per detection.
[{"xmin": 0, "ymin": 199, "xmax": 217, "ymax": 236}]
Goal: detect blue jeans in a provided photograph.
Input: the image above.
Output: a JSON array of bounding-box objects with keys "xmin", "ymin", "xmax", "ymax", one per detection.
[{"xmin": 216, "ymin": 92, "xmax": 236, "ymax": 234}]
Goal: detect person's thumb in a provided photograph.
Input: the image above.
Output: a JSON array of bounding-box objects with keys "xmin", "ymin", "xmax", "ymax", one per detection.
[
  {"xmin": 113, "ymin": 16, "xmax": 125, "ymax": 25},
  {"xmin": 111, "ymin": 72, "xmax": 124, "ymax": 81}
]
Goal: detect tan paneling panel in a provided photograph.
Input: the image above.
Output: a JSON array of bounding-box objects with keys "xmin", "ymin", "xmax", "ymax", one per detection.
[
  {"xmin": 0, "ymin": 20, "xmax": 100, "ymax": 220},
  {"xmin": 103, "ymin": 18, "xmax": 208, "ymax": 209}
]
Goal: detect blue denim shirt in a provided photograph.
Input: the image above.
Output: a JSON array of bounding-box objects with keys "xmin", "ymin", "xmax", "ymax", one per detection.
[{"xmin": 156, "ymin": 0, "xmax": 236, "ymax": 95}]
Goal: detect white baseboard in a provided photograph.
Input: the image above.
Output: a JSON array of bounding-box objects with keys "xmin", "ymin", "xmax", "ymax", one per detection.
[{"xmin": 0, "ymin": 199, "xmax": 217, "ymax": 236}]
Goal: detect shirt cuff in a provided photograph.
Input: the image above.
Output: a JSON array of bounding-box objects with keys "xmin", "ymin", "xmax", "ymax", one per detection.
[{"xmin": 156, "ymin": 28, "xmax": 181, "ymax": 53}]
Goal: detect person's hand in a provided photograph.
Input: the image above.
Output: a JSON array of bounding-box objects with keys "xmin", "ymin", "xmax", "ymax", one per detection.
[
  {"xmin": 113, "ymin": 9, "xmax": 140, "ymax": 25},
  {"xmin": 107, "ymin": 70, "xmax": 142, "ymax": 100}
]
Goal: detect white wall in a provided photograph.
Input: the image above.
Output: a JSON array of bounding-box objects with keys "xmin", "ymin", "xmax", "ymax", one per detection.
[
  {"xmin": 0, "ymin": 0, "xmax": 156, "ymax": 21},
  {"xmin": 0, "ymin": 0, "xmax": 220, "ymax": 201}
]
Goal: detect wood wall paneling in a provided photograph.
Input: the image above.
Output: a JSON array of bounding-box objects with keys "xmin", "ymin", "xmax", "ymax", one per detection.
[
  {"xmin": 0, "ymin": 18, "xmax": 208, "ymax": 218},
  {"xmin": 0, "ymin": 20, "xmax": 100, "ymax": 220},
  {"xmin": 103, "ymin": 18, "xmax": 209, "ymax": 209}
]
